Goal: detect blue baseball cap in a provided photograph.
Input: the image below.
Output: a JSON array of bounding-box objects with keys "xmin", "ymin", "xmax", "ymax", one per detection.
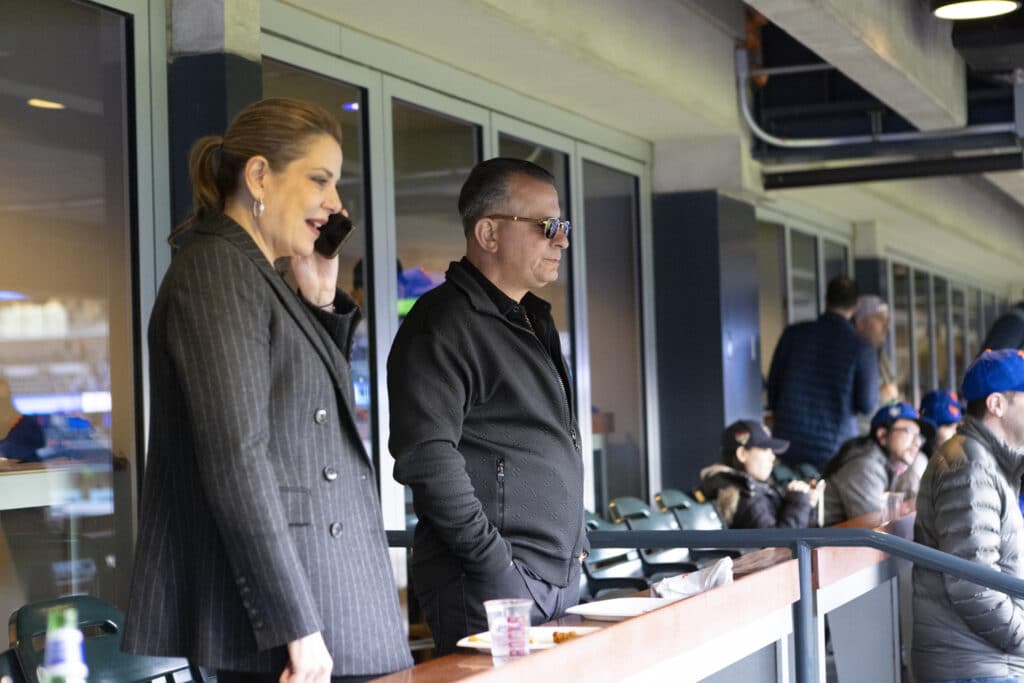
[
  {"xmin": 962, "ymin": 349, "xmax": 1024, "ymax": 401},
  {"xmin": 870, "ymin": 402, "xmax": 930, "ymax": 436},
  {"xmin": 919, "ymin": 390, "xmax": 964, "ymax": 426}
]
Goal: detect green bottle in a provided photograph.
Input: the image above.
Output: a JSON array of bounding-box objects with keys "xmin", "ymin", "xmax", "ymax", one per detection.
[{"xmin": 40, "ymin": 606, "xmax": 88, "ymax": 683}]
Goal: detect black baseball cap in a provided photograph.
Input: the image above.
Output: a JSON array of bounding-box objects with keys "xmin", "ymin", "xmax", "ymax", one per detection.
[{"xmin": 722, "ymin": 420, "xmax": 790, "ymax": 454}]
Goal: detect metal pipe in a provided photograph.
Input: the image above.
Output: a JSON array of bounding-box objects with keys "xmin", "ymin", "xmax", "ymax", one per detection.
[
  {"xmin": 586, "ymin": 527, "xmax": 1024, "ymax": 600},
  {"xmin": 735, "ymin": 48, "xmax": 1017, "ymax": 150},
  {"xmin": 791, "ymin": 541, "xmax": 817, "ymax": 683},
  {"xmin": 749, "ymin": 62, "xmax": 837, "ymax": 78}
]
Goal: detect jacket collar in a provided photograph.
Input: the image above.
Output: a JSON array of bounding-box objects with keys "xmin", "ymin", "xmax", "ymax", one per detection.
[
  {"xmin": 959, "ymin": 415, "xmax": 1024, "ymax": 481},
  {"xmin": 192, "ymin": 214, "xmax": 366, "ymax": 456},
  {"xmin": 821, "ymin": 310, "xmax": 854, "ymax": 328},
  {"xmin": 446, "ymin": 258, "xmax": 552, "ymax": 321}
]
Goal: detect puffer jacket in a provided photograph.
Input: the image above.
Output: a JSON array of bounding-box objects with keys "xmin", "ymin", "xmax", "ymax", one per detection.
[
  {"xmin": 822, "ymin": 436, "xmax": 898, "ymax": 526},
  {"xmin": 698, "ymin": 465, "xmax": 814, "ymax": 529},
  {"xmin": 912, "ymin": 416, "xmax": 1024, "ymax": 681}
]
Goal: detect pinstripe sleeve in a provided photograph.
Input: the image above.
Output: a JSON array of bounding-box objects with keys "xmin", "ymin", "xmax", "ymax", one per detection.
[{"xmin": 164, "ymin": 246, "xmax": 323, "ymax": 650}]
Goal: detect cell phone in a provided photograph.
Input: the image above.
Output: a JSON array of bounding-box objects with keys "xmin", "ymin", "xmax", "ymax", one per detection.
[{"xmin": 314, "ymin": 213, "xmax": 355, "ymax": 259}]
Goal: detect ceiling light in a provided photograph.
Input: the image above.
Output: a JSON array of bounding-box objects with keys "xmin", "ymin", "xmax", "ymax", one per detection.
[
  {"xmin": 932, "ymin": 0, "xmax": 1022, "ymax": 19},
  {"xmin": 341, "ymin": 101, "xmax": 360, "ymax": 112},
  {"xmin": 27, "ymin": 98, "xmax": 65, "ymax": 110}
]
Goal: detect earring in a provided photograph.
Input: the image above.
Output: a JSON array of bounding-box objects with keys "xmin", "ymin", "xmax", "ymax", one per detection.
[{"xmin": 252, "ymin": 196, "xmax": 265, "ymax": 218}]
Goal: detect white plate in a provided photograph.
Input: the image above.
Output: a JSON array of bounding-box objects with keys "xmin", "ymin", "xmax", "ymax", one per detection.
[
  {"xmin": 564, "ymin": 597, "xmax": 677, "ymax": 622},
  {"xmin": 456, "ymin": 625, "xmax": 600, "ymax": 651}
]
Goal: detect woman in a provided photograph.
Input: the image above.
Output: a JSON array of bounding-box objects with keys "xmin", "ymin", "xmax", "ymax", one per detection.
[
  {"xmin": 698, "ymin": 420, "xmax": 821, "ymax": 528},
  {"xmin": 122, "ymin": 98, "xmax": 412, "ymax": 682}
]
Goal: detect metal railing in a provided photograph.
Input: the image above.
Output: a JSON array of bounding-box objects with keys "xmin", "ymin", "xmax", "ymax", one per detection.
[{"xmin": 386, "ymin": 527, "xmax": 1024, "ymax": 683}]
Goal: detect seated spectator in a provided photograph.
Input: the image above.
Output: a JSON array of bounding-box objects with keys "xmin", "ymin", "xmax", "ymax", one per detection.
[
  {"xmin": 919, "ymin": 389, "xmax": 963, "ymax": 455},
  {"xmin": 698, "ymin": 420, "xmax": 821, "ymax": 529},
  {"xmin": 913, "ymin": 349, "xmax": 1024, "ymax": 682},
  {"xmin": 823, "ymin": 403, "xmax": 932, "ymax": 526}
]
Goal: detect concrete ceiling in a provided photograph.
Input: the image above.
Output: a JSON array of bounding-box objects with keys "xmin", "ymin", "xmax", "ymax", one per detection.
[{"xmin": 746, "ymin": 0, "xmax": 1024, "ymax": 207}]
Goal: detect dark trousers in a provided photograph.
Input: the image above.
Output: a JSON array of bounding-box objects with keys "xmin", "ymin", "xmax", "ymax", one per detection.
[
  {"xmin": 217, "ymin": 671, "xmax": 382, "ymax": 683},
  {"xmin": 417, "ymin": 559, "xmax": 581, "ymax": 656}
]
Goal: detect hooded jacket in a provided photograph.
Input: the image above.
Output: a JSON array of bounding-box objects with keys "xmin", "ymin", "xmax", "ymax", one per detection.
[
  {"xmin": 912, "ymin": 416, "xmax": 1024, "ymax": 681},
  {"xmin": 698, "ymin": 465, "xmax": 814, "ymax": 529}
]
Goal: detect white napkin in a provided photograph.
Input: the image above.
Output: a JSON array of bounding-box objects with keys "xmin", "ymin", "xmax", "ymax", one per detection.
[{"xmin": 652, "ymin": 556, "xmax": 733, "ymax": 599}]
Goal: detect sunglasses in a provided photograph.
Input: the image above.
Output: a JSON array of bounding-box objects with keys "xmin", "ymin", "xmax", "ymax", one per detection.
[{"xmin": 485, "ymin": 214, "xmax": 572, "ymax": 239}]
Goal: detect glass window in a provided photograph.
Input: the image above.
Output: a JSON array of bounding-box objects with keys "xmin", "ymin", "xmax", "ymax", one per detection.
[
  {"xmin": 952, "ymin": 288, "xmax": 966, "ymax": 387},
  {"xmin": 261, "ymin": 58, "xmax": 375, "ymax": 457},
  {"xmin": 788, "ymin": 230, "xmax": 818, "ymax": 322},
  {"xmin": 934, "ymin": 277, "xmax": 950, "ymax": 390},
  {"xmin": 914, "ymin": 271, "xmax": 933, "ymax": 404},
  {"xmin": 393, "ymin": 101, "xmax": 480, "ymax": 309},
  {"xmin": 892, "ymin": 263, "xmax": 912, "ymax": 403},
  {"xmin": 984, "ymin": 293, "xmax": 997, "ymax": 343},
  {"xmin": 757, "ymin": 221, "xmax": 786, "ymax": 393},
  {"xmin": 498, "ymin": 134, "xmax": 572, "ymax": 362},
  {"xmin": 392, "ymin": 100, "xmax": 480, "ymax": 528},
  {"xmin": 967, "ymin": 287, "xmax": 980, "ymax": 360},
  {"xmin": 583, "ymin": 160, "xmax": 645, "ymax": 507},
  {"xmin": 0, "ymin": 0, "xmax": 134, "ymax": 619},
  {"xmin": 823, "ymin": 240, "xmax": 849, "ymax": 283}
]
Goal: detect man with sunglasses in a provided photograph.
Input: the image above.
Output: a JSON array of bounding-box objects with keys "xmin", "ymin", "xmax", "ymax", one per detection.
[
  {"xmin": 388, "ymin": 158, "xmax": 586, "ymax": 655},
  {"xmin": 821, "ymin": 402, "xmax": 931, "ymax": 526}
]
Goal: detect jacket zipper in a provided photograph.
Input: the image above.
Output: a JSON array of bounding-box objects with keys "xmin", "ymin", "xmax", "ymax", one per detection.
[
  {"xmin": 517, "ymin": 318, "xmax": 585, "ymax": 583},
  {"xmin": 497, "ymin": 458, "xmax": 506, "ymax": 531},
  {"xmin": 516, "ymin": 315, "xmax": 579, "ymax": 453}
]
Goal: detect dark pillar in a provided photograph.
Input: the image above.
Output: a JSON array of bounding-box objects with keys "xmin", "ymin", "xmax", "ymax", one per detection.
[
  {"xmin": 855, "ymin": 257, "xmax": 890, "ymax": 299},
  {"xmin": 168, "ymin": 53, "xmax": 262, "ymax": 227},
  {"xmin": 653, "ymin": 191, "xmax": 761, "ymax": 491}
]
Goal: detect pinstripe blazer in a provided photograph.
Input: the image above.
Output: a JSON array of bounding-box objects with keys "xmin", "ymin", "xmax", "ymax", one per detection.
[{"xmin": 122, "ymin": 214, "xmax": 412, "ymax": 675}]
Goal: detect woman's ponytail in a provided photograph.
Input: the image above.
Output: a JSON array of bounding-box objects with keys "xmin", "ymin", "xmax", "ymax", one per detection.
[{"xmin": 169, "ymin": 135, "xmax": 225, "ymax": 244}]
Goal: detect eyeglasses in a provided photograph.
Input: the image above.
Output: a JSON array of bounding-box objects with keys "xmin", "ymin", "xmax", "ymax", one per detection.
[
  {"xmin": 485, "ymin": 214, "xmax": 572, "ymax": 239},
  {"xmin": 889, "ymin": 426, "xmax": 923, "ymax": 443}
]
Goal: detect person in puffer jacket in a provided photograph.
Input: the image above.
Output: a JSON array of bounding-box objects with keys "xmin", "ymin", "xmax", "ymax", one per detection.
[
  {"xmin": 913, "ymin": 349, "xmax": 1024, "ymax": 683},
  {"xmin": 822, "ymin": 402, "xmax": 931, "ymax": 526},
  {"xmin": 698, "ymin": 420, "xmax": 820, "ymax": 529}
]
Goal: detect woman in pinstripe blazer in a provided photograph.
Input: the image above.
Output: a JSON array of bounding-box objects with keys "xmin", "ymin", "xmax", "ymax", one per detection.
[{"xmin": 122, "ymin": 99, "xmax": 412, "ymax": 682}]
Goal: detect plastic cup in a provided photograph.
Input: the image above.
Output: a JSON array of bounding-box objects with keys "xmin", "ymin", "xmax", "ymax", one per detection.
[
  {"xmin": 483, "ymin": 598, "xmax": 532, "ymax": 665},
  {"xmin": 881, "ymin": 491, "xmax": 905, "ymax": 525}
]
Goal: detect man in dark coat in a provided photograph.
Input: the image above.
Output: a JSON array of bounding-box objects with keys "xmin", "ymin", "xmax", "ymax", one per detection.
[
  {"xmin": 767, "ymin": 276, "xmax": 879, "ymax": 473},
  {"xmin": 981, "ymin": 300, "xmax": 1024, "ymax": 351},
  {"xmin": 388, "ymin": 158, "xmax": 587, "ymax": 655}
]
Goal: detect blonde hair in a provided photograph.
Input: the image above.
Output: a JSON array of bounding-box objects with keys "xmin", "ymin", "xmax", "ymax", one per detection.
[{"xmin": 171, "ymin": 97, "xmax": 343, "ymax": 243}]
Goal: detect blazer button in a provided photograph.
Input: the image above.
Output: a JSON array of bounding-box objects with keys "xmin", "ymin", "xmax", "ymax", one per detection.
[
  {"xmin": 323, "ymin": 466, "xmax": 338, "ymax": 482},
  {"xmin": 314, "ymin": 408, "xmax": 328, "ymax": 425},
  {"xmin": 329, "ymin": 522, "xmax": 343, "ymax": 537}
]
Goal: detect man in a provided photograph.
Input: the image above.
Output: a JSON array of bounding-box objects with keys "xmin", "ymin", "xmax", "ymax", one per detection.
[
  {"xmin": 919, "ymin": 389, "xmax": 964, "ymax": 455},
  {"xmin": 388, "ymin": 158, "xmax": 586, "ymax": 655},
  {"xmin": 913, "ymin": 349, "xmax": 1024, "ymax": 682},
  {"xmin": 822, "ymin": 402, "xmax": 928, "ymax": 526},
  {"xmin": 854, "ymin": 294, "xmax": 899, "ymax": 405},
  {"xmin": 767, "ymin": 276, "xmax": 879, "ymax": 473},
  {"xmin": 981, "ymin": 299, "xmax": 1024, "ymax": 351}
]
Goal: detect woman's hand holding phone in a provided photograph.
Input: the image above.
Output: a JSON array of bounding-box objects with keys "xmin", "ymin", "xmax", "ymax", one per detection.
[{"xmin": 292, "ymin": 210, "xmax": 350, "ymax": 309}]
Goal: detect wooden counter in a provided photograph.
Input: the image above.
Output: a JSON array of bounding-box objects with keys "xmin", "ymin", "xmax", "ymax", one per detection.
[
  {"xmin": 811, "ymin": 511, "xmax": 915, "ymax": 683},
  {"xmin": 373, "ymin": 548, "xmax": 798, "ymax": 683}
]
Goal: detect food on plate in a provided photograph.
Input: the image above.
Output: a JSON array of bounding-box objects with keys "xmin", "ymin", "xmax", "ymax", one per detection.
[{"xmin": 553, "ymin": 630, "xmax": 579, "ymax": 643}]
